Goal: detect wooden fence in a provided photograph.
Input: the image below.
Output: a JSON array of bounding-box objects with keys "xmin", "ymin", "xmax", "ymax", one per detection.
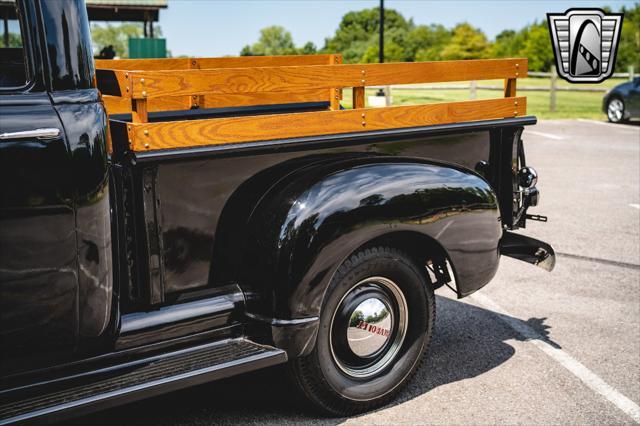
[{"xmin": 374, "ymin": 66, "xmax": 635, "ymax": 112}]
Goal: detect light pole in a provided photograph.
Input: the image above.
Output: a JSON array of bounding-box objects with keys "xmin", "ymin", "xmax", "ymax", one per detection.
[
  {"xmin": 377, "ymin": 0, "xmax": 390, "ymax": 105},
  {"xmin": 379, "ymin": 0, "xmax": 384, "ymax": 65}
]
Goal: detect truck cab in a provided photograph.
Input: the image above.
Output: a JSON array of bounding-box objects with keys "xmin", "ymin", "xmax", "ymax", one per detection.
[{"xmin": 0, "ymin": 0, "xmax": 553, "ymax": 422}]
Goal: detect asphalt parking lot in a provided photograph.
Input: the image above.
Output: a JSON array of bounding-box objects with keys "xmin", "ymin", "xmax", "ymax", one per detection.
[{"xmin": 74, "ymin": 119, "xmax": 640, "ymax": 425}]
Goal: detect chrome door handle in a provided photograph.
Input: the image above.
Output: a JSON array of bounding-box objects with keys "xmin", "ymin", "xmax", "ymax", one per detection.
[{"xmin": 0, "ymin": 128, "xmax": 60, "ymax": 140}]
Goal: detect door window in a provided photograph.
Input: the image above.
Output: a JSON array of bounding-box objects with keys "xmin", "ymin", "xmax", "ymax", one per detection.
[{"xmin": 0, "ymin": 2, "xmax": 27, "ymax": 88}]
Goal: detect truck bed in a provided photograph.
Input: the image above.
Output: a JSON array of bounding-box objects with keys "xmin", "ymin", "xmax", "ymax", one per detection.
[
  {"xmin": 96, "ymin": 54, "xmax": 534, "ymax": 308},
  {"xmin": 95, "ymin": 54, "xmax": 528, "ymax": 155}
]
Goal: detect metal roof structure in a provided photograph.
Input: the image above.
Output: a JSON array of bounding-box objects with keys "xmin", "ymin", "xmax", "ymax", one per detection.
[
  {"xmin": 2, "ymin": 0, "xmax": 168, "ymax": 48},
  {"xmin": 86, "ymin": 0, "xmax": 167, "ymax": 5},
  {"xmin": 85, "ymin": 0, "xmax": 167, "ymax": 22},
  {"xmin": 1, "ymin": 1, "xmax": 167, "ymax": 22}
]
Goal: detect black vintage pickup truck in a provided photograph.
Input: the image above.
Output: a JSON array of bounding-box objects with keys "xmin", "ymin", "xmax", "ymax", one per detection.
[{"xmin": 0, "ymin": 0, "xmax": 554, "ymax": 422}]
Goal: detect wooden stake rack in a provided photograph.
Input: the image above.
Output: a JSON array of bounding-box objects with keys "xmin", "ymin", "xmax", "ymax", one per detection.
[{"xmin": 96, "ymin": 54, "xmax": 527, "ymax": 152}]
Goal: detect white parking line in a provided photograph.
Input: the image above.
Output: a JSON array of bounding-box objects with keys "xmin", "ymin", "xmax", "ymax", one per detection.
[
  {"xmin": 630, "ymin": 204, "xmax": 640, "ymax": 210},
  {"xmin": 470, "ymin": 292, "xmax": 640, "ymax": 423},
  {"xmin": 576, "ymin": 119, "xmax": 612, "ymax": 127},
  {"xmin": 526, "ymin": 130, "xmax": 565, "ymax": 140},
  {"xmin": 576, "ymin": 119, "xmax": 640, "ymax": 131}
]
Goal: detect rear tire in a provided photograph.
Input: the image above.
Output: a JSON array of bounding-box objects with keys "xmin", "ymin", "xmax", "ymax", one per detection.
[
  {"xmin": 288, "ymin": 246, "xmax": 435, "ymax": 416},
  {"xmin": 607, "ymin": 97, "xmax": 627, "ymax": 123}
]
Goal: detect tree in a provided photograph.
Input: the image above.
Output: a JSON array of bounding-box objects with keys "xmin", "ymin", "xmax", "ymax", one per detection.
[
  {"xmin": 322, "ymin": 7, "xmax": 412, "ymax": 63},
  {"xmin": 91, "ymin": 23, "xmax": 149, "ymax": 58},
  {"xmin": 2, "ymin": 32, "xmax": 22, "ymax": 48},
  {"xmin": 492, "ymin": 29, "xmax": 527, "ymax": 58},
  {"xmin": 521, "ymin": 22, "xmax": 554, "ymax": 71},
  {"xmin": 441, "ymin": 23, "xmax": 491, "ymax": 60},
  {"xmin": 406, "ymin": 24, "xmax": 451, "ymax": 62},
  {"xmin": 240, "ymin": 26, "xmax": 297, "ymax": 56},
  {"xmin": 349, "ymin": 310, "xmax": 365, "ymax": 327},
  {"xmin": 361, "ymin": 40, "xmax": 406, "ymax": 63},
  {"xmin": 360, "ymin": 25, "xmax": 411, "ymax": 63},
  {"xmin": 300, "ymin": 41, "xmax": 317, "ymax": 55},
  {"xmin": 616, "ymin": 3, "xmax": 640, "ymax": 70}
]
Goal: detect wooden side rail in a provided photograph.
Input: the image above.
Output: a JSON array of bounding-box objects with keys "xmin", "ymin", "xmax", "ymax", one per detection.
[
  {"xmin": 97, "ymin": 54, "xmax": 342, "ymax": 114},
  {"xmin": 98, "ymin": 56, "xmax": 528, "ymax": 153},
  {"xmin": 101, "ymin": 88, "xmax": 333, "ymax": 114},
  {"xmin": 98, "ymin": 58, "xmax": 525, "ymax": 122},
  {"xmin": 96, "ymin": 54, "xmax": 341, "ymax": 70},
  {"xmin": 99, "ymin": 58, "xmax": 526, "ymax": 99},
  {"xmin": 123, "ymin": 97, "xmax": 526, "ymax": 151}
]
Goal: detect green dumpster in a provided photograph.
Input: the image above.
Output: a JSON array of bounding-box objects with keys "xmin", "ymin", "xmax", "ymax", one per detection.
[{"xmin": 128, "ymin": 38, "xmax": 166, "ymax": 58}]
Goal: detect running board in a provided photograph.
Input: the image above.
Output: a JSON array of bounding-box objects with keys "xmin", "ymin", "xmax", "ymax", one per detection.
[{"xmin": 0, "ymin": 339, "xmax": 287, "ymax": 425}]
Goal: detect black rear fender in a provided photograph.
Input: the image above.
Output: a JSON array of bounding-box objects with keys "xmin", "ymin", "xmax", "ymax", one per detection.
[{"xmin": 235, "ymin": 156, "xmax": 502, "ymax": 322}]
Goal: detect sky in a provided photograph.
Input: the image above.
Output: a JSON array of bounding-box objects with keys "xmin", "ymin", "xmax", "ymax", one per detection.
[{"xmin": 160, "ymin": 0, "xmax": 636, "ymax": 57}]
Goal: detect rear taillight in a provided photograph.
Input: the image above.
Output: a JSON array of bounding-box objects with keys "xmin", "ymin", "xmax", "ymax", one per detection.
[{"xmin": 518, "ymin": 166, "xmax": 538, "ymax": 188}]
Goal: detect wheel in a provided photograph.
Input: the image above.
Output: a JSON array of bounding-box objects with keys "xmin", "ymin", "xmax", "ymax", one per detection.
[
  {"xmin": 289, "ymin": 246, "xmax": 435, "ymax": 416},
  {"xmin": 607, "ymin": 97, "xmax": 627, "ymax": 123}
]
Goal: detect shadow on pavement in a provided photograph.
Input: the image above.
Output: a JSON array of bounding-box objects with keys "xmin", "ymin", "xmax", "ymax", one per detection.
[{"xmin": 69, "ymin": 295, "xmax": 557, "ymax": 425}]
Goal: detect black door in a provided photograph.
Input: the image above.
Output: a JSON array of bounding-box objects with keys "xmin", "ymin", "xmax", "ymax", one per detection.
[{"xmin": 0, "ymin": 2, "xmax": 79, "ymax": 375}]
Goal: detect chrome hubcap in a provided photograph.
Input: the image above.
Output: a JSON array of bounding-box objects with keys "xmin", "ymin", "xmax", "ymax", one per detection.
[
  {"xmin": 608, "ymin": 99, "xmax": 624, "ymax": 121},
  {"xmin": 347, "ymin": 297, "xmax": 393, "ymax": 357},
  {"xmin": 330, "ymin": 277, "xmax": 408, "ymax": 378}
]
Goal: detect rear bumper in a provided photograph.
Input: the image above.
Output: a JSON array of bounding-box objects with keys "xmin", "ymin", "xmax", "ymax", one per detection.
[{"xmin": 500, "ymin": 231, "xmax": 556, "ymax": 271}]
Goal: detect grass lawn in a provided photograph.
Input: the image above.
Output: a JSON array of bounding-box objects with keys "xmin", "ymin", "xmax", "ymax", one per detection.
[{"xmin": 340, "ymin": 78, "xmax": 630, "ymax": 120}]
